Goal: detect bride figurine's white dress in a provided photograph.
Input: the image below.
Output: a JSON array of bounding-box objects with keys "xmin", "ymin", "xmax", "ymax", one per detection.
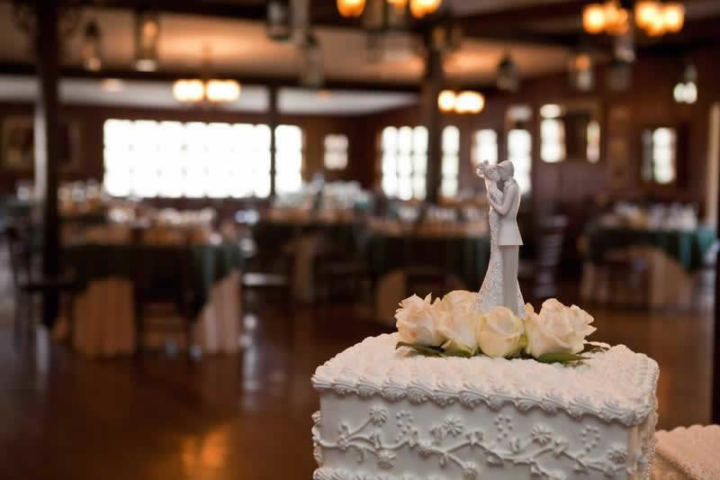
[{"xmin": 476, "ymin": 184, "xmax": 525, "ymax": 314}]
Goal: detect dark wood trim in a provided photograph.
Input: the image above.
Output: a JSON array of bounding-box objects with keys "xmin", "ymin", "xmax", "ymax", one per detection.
[
  {"xmin": 423, "ymin": 44, "xmax": 443, "ymax": 205},
  {"xmin": 0, "ymin": 62, "xmax": 422, "ymax": 93},
  {"xmin": 268, "ymin": 84, "xmax": 278, "ymax": 198}
]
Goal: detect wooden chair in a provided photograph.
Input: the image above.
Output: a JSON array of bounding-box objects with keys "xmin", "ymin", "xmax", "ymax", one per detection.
[
  {"xmin": 133, "ymin": 247, "xmax": 196, "ymax": 359},
  {"xmin": 601, "ymin": 255, "xmax": 650, "ymax": 308},
  {"xmin": 5, "ymin": 222, "xmax": 77, "ymax": 340},
  {"xmin": 241, "ymin": 248, "xmax": 294, "ymax": 313},
  {"xmin": 312, "ymin": 241, "xmax": 369, "ymax": 323}
]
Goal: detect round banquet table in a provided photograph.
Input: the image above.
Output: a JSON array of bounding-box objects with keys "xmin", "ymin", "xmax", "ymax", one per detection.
[
  {"xmin": 361, "ymin": 231, "xmax": 490, "ymax": 324},
  {"xmin": 362, "ymin": 231, "xmax": 491, "ymax": 290},
  {"xmin": 581, "ymin": 226, "xmax": 717, "ymax": 308},
  {"xmin": 60, "ymin": 242, "xmax": 244, "ymax": 357}
]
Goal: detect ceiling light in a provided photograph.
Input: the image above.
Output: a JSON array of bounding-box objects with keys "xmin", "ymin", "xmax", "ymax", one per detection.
[
  {"xmin": 674, "ymin": 63, "xmax": 697, "ymax": 104},
  {"xmin": 635, "ymin": 0, "xmax": 660, "ymax": 29},
  {"xmin": 455, "ymin": 91, "xmax": 484, "ymax": 114},
  {"xmin": 569, "ymin": 52, "xmax": 595, "ymax": 91},
  {"xmin": 632, "ymin": 1, "xmax": 685, "ymax": 36},
  {"xmin": 663, "ymin": 3, "xmax": 685, "ymax": 32},
  {"xmin": 206, "ymin": 80, "xmax": 241, "ymax": 103},
  {"xmin": 540, "ymin": 104, "xmax": 563, "ymax": 119},
  {"xmin": 409, "ymin": 0, "xmax": 442, "ymax": 18},
  {"xmin": 337, "ymin": 0, "xmax": 367, "ymax": 17},
  {"xmin": 100, "ymin": 78, "xmax": 125, "ymax": 92},
  {"xmin": 173, "ymin": 80, "xmax": 205, "ymax": 102},
  {"xmin": 583, "ymin": 1, "xmax": 630, "ymax": 35},
  {"xmin": 438, "ymin": 90, "xmax": 456, "ymax": 112},
  {"xmin": 81, "ymin": 20, "xmax": 102, "ymax": 72},
  {"xmin": 135, "ymin": 10, "xmax": 160, "ymax": 72},
  {"xmin": 317, "ymin": 89, "xmax": 332, "ymax": 100},
  {"xmin": 267, "ymin": 0, "xmax": 291, "ymax": 41}
]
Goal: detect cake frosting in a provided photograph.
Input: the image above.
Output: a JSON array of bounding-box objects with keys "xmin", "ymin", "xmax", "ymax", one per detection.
[
  {"xmin": 312, "ymin": 333, "xmax": 659, "ymax": 480},
  {"xmin": 651, "ymin": 425, "xmax": 720, "ymax": 480}
]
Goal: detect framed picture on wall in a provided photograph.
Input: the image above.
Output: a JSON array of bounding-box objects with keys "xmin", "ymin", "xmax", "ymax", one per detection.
[{"xmin": 1, "ymin": 116, "xmax": 81, "ymax": 171}]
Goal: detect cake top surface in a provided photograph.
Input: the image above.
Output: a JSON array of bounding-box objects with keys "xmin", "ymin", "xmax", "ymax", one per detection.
[{"xmin": 312, "ymin": 333, "xmax": 659, "ymax": 427}]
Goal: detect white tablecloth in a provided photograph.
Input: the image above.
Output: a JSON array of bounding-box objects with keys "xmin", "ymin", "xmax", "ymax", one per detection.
[
  {"xmin": 57, "ymin": 272, "xmax": 242, "ymax": 358},
  {"xmin": 581, "ymin": 247, "xmax": 695, "ymax": 309}
]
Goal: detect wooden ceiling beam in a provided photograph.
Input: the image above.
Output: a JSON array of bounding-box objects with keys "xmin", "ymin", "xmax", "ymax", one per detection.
[{"xmin": 0, "ymin": 61, "xmax": 422, "ymax": 93}]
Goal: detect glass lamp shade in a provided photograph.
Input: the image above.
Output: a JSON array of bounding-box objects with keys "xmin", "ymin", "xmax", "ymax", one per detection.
[
  {"xmin": 206, "ymin": 80, "xmax": 241, "ymax": 103},
  {"xmin": 569, "ymin": 53, "xmax": 594, "ymax": 91},
  {"xmin": 583, "ymin": 4, "xmax": 606, "ymax": 34},
  {"xmin": 135, "ymin": 9, "xmax": 160, "ymax": 71},
  {"xmin": 336, "ymin": 0, "xmax": 366, "ymax": 17},
  {"xmin": 82, "ymin": 20, "xmax": 102, "ymax": 72},
  {"xmin": 437, "ymin": 90, "xmax": 456, "ymax": 112},
  {"xmin": 662, "ymin": 3, "xmax": 685, "ymax": 33},
  {"xmin": 635, "ymin": 0, "xmax": 660, "ymax": 29},
  {"xmin": 409, "ymin": 0, "xmax": 442, "ymax": 18},
  {"xmin": 454, "ymin": 91, "xmax": 484, "ymax": 114}
]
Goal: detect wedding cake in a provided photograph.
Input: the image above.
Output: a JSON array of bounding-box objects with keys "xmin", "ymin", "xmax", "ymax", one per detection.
[{"xmin": 312, "ymin": 161, "xmax": 659, "ymax": 479}]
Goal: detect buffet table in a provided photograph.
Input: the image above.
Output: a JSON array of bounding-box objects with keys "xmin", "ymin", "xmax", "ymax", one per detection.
[
  {"xmin": 60, "ymin": 242, "xmax": 244, "ymax": 357},
  {"xmin": 581, "ymin": 226, "xmax": 717, "ymax": 308}
]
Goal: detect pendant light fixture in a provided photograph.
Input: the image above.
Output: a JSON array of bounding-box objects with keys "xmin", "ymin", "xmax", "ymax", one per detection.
[
  {"xmin": 337, "ymin": 0, "xmax": 367, "ymax": 17},
  {"xmin": 497, "ymin": 54, "xmax": 520, "ymax": 92},
  {"xmin": 81, "ymin": 19, "xmax": 102, "ymax": 72},
  {"xmin": 568, "ymin": 52, "xmax": 594, "ymax": 91},
  {"xmin": 267, "ymin": 0, "xmax": 291, "ymax": 41},
  {"xmin": 300, "ymin": 32, "xmax": 324, "ymax": 88},
  {"xmin": 673, "ymin": 63, "xmax": 697, "ymax": 104},
  {"xmin": 135, "ymin": 9, "xmax": 160, "ymax": 72}
]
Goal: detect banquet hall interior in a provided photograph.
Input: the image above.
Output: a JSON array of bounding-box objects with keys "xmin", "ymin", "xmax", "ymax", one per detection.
[{"xmin": 0, "ymin": 0, "xmax": 719, "ymax": 478}]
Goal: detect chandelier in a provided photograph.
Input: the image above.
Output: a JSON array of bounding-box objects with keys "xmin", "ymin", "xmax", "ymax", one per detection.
[
  {"xmin": 337, "ymin": 0, "xmax": 442, "ymax": 19},
  {"xmin": 438, "ymin": 90, "xmax": 484, "ymax": 114},
  {"xmin": 583, "ymin": 0, "xmax": 684, "ymax": 36},
  {"xmin": 634, "ymin": 1, "xmax": 684, "ymax": 36},
  {"xmin": 173, "ymin": 79, "xmax": 241, "ymax": 104}
]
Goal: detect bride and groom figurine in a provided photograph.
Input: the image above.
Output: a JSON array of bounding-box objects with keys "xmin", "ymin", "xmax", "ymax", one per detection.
[{"xmin": 476, "ymin": 160, "xmax": 525, "ymax": 317}]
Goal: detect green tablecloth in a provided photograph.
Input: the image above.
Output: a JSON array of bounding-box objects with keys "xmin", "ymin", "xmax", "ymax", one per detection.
[
  {"xmin": 252, "ymin": 220, "xmax": 360, "ymax": 253},
  {"xmin": 64, "ymin": 243, "xmax": 244, "ymax": 316},
  {"xmin": 362, "ymin": 233, "xmax": 491, "ymax": 290},
  {"xmin": 585, "ymin": 227, "xmax": 717, "ymax": 271}
]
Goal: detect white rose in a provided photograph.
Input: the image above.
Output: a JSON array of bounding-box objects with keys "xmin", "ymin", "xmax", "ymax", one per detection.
[
  {"xmin": 395, "ymin": 294, "xmax": 446, "ymax": 346},
  {"xmin": 439, "ymin": 290, "xmax": 477, "ymax": 316},
  {"xmin": 524, "ymin": 299, "xmax": 597, "ymax": 358},
  {"xmin": 438, "ymin": 304, "xmax": 480, "ymax": 356},
  {"xmin": 475, "ymin": 306, "xmax": 525, "ymax": 358}
]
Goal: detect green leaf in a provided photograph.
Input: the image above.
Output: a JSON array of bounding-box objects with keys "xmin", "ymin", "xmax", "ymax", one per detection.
[
  {"xmin": 396, "ymin": 342, "xmax": 443, "ymax": 357},
  {"xmin": 535, "ymin": 352, "xmax": 589, "ymax": 364}
]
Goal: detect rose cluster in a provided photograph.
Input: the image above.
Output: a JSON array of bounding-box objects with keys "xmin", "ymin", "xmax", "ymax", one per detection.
[{"xmin": 395, "ymin": 291, "xmax": 596, "ymax": 359}]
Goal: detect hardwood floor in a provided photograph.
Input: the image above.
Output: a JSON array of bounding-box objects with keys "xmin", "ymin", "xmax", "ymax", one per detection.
[{"xmin": 0, "ymin": 301, "xmax": 713, "ymax": 479}]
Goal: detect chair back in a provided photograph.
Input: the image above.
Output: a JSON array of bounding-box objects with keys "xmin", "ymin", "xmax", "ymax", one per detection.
[
  {"xmin": 535, "ymin": 215, "xmax": 568, "ymax": 269},
  {"xmin": 5, "ymin": 223, "xmax": 35, "ymax": 288},
  {"xmin": 133, "ymin": 246, "xmax": 194, "ymax": 314}
]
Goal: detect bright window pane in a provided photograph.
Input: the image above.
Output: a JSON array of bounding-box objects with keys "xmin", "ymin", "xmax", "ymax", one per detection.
[
  {"xmin": 102, "ymin": 119, "xmax": 290, "ymax": 199},
  {"xmin": 472, "ymin": 129, "xmax": 498, "ymax": 166},
  {"xmin": 380, "ymin": 125, "xmax": 427, "ymax": 200},
  {"xmin": 440, "ymin": 126, "xmax": 460, "ymax": 198},
  {"xmin": 508, "ymin": 129, "xmax": 532, "ymax": 195},
  {"xmin": 324, "ymin": 134, "xmax": 349, "ymax": 170}
]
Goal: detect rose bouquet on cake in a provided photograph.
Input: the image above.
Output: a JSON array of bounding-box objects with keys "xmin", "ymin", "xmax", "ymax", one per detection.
[{"xmin": 395, "ymin": 291, "xmax": 604, "ymax": 364}]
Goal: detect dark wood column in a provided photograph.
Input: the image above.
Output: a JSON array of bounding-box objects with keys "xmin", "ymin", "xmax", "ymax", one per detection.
[
  {"xmin": 422, "ymin": 44, "xmax": 443, "ymax": 204},
  {"xmin": 268, "ymin": 84, "xmax": 278, "ymax": 198},
  {"xmin": 714, "ymin": 145, "xmax": 720, "ymax": 423},
  {"xmin": 35, "ymin": 3, "xmax": 62, "ymax": 326}
]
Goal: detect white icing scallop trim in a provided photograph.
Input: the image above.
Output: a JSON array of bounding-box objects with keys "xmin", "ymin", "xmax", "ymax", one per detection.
[{"xmin": 312, "ymin": 334, "xmax": 659, "ymax": 427}]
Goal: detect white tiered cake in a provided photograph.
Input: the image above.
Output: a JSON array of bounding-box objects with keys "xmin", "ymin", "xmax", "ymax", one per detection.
[{"xmin": 312, "ymin": 333, "xmax": 658, "ymax": 480}]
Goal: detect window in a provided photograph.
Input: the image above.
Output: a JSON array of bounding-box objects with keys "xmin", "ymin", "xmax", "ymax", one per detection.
[
  {"xmin": 540, "ymin": 118, "xmax": 566, "ymax": 163},
  {"xmin": 642, "ymin": 127, "xmax": 677, "ymax": 185},
  {"xmin": 471, "ymin": 129, "xmax": 498, "ymax": 167},
  {"xmin": 507, "ymin": 129, "xmax": 532, "ymax": 195},
  {"xmin": 324, "ymin": 134, "xmax": 349, "ymax": 170},
  {"xmin": 380, "ymin": 126, "xmax": 427, "ymax": 200},
  {"xmin": 441, "ymin": 126, "xmax": 460, "ymax": 198},
  {"xmin": 103, "ymin": 119, "xmax": 302, "ymax": 198}
]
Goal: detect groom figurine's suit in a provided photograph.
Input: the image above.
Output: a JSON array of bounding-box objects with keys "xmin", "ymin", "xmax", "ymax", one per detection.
[{"xmin": 487, "ymin": 161, "xmax": 523, "ymax": 314}]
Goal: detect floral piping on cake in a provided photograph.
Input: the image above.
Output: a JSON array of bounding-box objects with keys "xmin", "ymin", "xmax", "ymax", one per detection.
[{"xmin": 312, "ymin": 409, "xmax": 650, "ymax": 480}]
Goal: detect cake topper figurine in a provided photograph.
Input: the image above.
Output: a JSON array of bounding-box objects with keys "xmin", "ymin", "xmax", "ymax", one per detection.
[{"xmin": 476, "ymin": 160, "xmax": 525, "ymax": 317}]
